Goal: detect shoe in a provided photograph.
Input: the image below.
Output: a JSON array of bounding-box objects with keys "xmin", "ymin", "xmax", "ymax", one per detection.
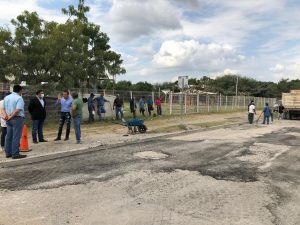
[
  {"xmin": 33, "ymin": 141, "xmax": 38, "ymax": 144},
  {"xmin": 39, "ymin": 140, "xmax": 48, "ymax": 142},
  {"xmin": 54, "ymin": 138, "xmax": 61, "ymax": 141},
  {"xmin": 6, "ymin": 155, "xmax": 12, "ymax": 158},
  {"xmin": 64, "ymin": 138, "xmax": 69, "ymax": 141},
  {"xmin": 12, "ymin": 154, "xmax": 27, "ymax": 159},
  {"xmin": 76, "ymin": 140, "xmax": 82, "ymax": 144}
]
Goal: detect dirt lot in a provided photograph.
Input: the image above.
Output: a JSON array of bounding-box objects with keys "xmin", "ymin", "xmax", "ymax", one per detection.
[{"xmin": 0, "ymin": 115, "xmax": 299, "ymax": 225}]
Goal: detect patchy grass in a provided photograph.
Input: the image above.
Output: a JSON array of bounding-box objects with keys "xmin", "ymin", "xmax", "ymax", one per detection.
[{"xmin": 25, "ymin": 110, "xmax": 246, "ymax": 138}]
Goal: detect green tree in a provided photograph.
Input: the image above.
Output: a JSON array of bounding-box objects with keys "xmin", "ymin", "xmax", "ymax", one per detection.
[
  {"xmin": 0, "ymin": 28, "xmax": 13, "ymax": 80},
  {"xmin": 115, "ymin": 80, "xmax": 132, "ymax": 90},
  {"xmin": 2, "ymin": 0, "xmax": 125, "ymax": 88},
  {"xmin": 134, "ymin": 82, "xmax": 153, "ymax": 91}
]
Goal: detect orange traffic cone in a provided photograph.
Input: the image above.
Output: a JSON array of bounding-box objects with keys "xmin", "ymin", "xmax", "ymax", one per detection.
[{"xmin": 20, "ymin": 124, "xmax": 32, "ymax": 152}]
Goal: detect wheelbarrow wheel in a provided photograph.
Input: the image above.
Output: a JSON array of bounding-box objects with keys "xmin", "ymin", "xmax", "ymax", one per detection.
[{"xmin": 138, "ymin": 125, "xmax": 147, "ymax": 133}]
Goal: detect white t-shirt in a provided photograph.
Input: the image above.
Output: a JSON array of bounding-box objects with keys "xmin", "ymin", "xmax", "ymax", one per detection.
[
  {"xmin": 249, "ymin": 104, "xmax": 255, "ymax": 114},
  {"xmin": 0, "ymin": 100, "xmax": 7, "ymax": 127}
]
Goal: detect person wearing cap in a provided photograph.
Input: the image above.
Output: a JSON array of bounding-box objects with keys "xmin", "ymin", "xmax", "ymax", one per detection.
[
  {"xmin": 3, "ymin": 85, "xmax": 27, "ymax": 159},
  {"xmin": 87, "ymin": 93, "xmax": 95, "ymax": 122}
]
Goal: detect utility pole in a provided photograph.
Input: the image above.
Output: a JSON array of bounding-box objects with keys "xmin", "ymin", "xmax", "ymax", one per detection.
[
  {"xmin": 235, "ymin": 75, "xmax": 239, "ymax": 107},
  {"xmin": 235, "ymin": 75, "xmax": 239, "ymax": 98}
]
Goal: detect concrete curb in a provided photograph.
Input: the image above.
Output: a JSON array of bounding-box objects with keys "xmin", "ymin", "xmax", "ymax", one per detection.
[{"xmin": 0, "ymin": 121, "xmax": 246, "ymax": 168}]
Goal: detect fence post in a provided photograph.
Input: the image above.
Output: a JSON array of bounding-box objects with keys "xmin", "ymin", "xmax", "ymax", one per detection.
[
  {"xmin": 152, "ymin": 91, "xmax": 154, "ymax": 102},
  {"xmin": 130, "ymin": 91, "xmax": 133, "ymax": 99},
  {"xmin": 169, "ymin": 91, "xmax": 173, "ymax": 115},
  {"xmin": 225, "ymin": 95, "xmax": 228, "ymax": 111},
  {"xmin": 219, "ymin": 94, "xmax": 222, "ymax": 111},
  {"xmin": 207, "ymin": 95, "xmax": 210, "ymax": 112},
  {"xmin": 196, "ymin": 93, "xmax": 200, "ymax": 113},
  {"xmin": 217, "ymin": 94, "xmax": 219, "ymax": 112},
  {"xmin": 103, "ymin": 89, "xmax": 106, "ymax": 96},
  {"xmin": 184, "ymin": 93, "xmax": 187, "ymax": 114},
  {"xmin": 244, "ymin": 96, "xmax": 246, "ymax": 109},
  {"xmin": 232, "ymin": 96, "xmax": 234, "ymax": 111}
]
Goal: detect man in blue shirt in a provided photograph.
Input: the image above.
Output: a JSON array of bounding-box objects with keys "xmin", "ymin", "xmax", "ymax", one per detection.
[
  {"xmin": 54, "ymin": 90, "xmax": 73, "ymax": 141},
  {"xmin": 3, "ymin": 85, "xmax": 26, "ymax": 159},
  {"xmin": 95, "ymin": 93, "xmax": 108, "ymax": 120},
  {"xmin": 262, "ymin": 103, "xmax": 272, "ymax": 125}
]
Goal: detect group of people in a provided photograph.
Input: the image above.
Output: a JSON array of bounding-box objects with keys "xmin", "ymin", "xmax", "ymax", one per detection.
[
  {"xmin": 248, "ymin": 100, "xmax": 285, "ymax": 124},
  {"xmin": 87, "ymin": 93, "xmax": 163, "ymax": 120},
  {"xmin": 87, "ymin": 93, "xmax": 124, "ymax": 121},
  {"xmin": 130, "ymin": 96, "xmax": 162, "ymax": 118},
  {"xmin": 0, "ymin": 86, "xmax": 83, "ymax": 160},
  {"xmin": 0, "ymin": 87, "xmax": 164, "ymax": 160}
]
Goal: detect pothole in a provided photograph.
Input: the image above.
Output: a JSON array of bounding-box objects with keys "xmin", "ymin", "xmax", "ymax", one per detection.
[{"xmin": 134, "ymin": 151, "xmax": 169, "ymax": 160}]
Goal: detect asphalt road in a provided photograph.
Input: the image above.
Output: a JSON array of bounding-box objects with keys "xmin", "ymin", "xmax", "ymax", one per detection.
[{"xmin": 0, "ymin": 122, "xmax": 299, "ymax": 225}]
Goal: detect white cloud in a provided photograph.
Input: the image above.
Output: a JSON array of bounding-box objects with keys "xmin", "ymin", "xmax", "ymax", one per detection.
[
  {"xmin": 270, "ymin": 64, "xmax": 285, "ymax": 73},
  {"xmin": 107, "ymin": 0, "xmax": 181, "ymax": 41},
  {"xmin": 268, "ymin": 61, "xmax": 300, "ymax": 81},
  {"xmin": 153, "ymin": 40, "xmax": 244, "ymax": 70},
  {"xmin": 0, "ymin": 0, "xmax": 67, "ymax": 26},
  {"xmin": 208, "ymin": 69, "xmax": 239, "ymax": 79},
  {"xmin": 135, "ymin": 42, "xmax": 155, "ymax": 56}
]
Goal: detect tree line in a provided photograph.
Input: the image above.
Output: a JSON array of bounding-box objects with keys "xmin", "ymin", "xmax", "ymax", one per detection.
[{"xmin": 106, "ymin": 76, "xmax": 300, "ymax": 98}]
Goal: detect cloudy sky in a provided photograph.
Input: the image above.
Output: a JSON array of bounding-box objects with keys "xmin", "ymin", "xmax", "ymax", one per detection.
[{"xmin": 1, "ymin": 0, "xmax": 300, "ymax": 83}]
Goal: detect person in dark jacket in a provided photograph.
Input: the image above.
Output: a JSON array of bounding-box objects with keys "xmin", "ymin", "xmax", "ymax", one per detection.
[
  {"xmin": 130, "ymin": 96, "xmax": 137, "ymax": 118},
  {"xmin": 113, "ymin": 94, "xmax": 124, "ymax": 120},
  {"xmin": 278, "ymin": 103, "xmax": 285, "ymax": 120},
  {"xmin": 87, "ymin": 93, "xmax": 95, "ymax": 122},
  {"xmin": 28, "ymin": 90, "xmax": 47, "ymax": 143}
]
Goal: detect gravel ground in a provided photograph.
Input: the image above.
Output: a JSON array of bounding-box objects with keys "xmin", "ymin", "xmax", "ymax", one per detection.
[{"xmin": 0, "ymin": 119, "xmax": 299, "ymax": 225}]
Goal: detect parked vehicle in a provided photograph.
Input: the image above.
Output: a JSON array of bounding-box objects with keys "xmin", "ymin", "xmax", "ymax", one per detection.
[{"xmin": 282, "ymin": 90, "xmax": 300, "ymax": 119}]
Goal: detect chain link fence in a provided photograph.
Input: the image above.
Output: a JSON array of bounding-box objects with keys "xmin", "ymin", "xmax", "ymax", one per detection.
[{"xmin": 1, "ymin": 86, "xmax": 277, "ymax": 123}]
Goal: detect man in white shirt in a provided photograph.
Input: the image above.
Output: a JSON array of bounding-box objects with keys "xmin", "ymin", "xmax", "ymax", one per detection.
[
  {"xmin": 0, "ymin": 94, "xmax": 9, "ymax": 152},
  {"xmin": 248, "ymin": 101, "xmax": 256, "ymax": 124}
]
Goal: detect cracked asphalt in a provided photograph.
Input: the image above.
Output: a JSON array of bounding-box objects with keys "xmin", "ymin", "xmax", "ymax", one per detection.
[{"xmin": 0, "ymin": 121, "xmax": 299, "ymax": 225}]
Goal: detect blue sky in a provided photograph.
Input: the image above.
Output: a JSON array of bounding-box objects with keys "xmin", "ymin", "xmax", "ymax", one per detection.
[{"xmin": 1, "ymin": 0, "xmax": 300, "ymax": 83}]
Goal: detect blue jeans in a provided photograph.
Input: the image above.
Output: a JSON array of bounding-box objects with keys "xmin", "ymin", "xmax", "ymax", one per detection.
[
  {"xmin": 5, "ymin": 117, "xmax": 24, "ymax": 157},
  {"xmin": 73, "ymin": 116, "xmax": 81, "ymax": 141},
  {"xmin": 115, "ymin": 107, "xmax": 123, "ymax": 119},
  {"xmin": 263, "ymin": 115, "xmax": 270, "ymax": 124},
  {"xmin": 157, "ymin": 106, "xmax": 162, "ymax": 115},
  {"xmin": 32, "ymin": 119, "xmax": 45, "ymax": 142},
  {"xmin": 57, "ymin": 112, "xmax": 71, "ymax": 139}
]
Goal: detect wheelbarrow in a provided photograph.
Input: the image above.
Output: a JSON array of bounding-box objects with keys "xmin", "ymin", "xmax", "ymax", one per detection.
[{"xmin": 123, "ymin": 118, "xmax": 147, "ymax": 134}]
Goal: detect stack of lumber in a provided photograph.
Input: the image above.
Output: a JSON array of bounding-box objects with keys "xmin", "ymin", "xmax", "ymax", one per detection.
[{"xmin": 282, "ymin": 90, "xmax": 300, "ymax": 108}]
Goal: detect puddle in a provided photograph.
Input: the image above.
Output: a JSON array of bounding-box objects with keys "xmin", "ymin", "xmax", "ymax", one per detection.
[{"xmin": 134, "ymin": 151, "xmax": 169, "ymax": 160}]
